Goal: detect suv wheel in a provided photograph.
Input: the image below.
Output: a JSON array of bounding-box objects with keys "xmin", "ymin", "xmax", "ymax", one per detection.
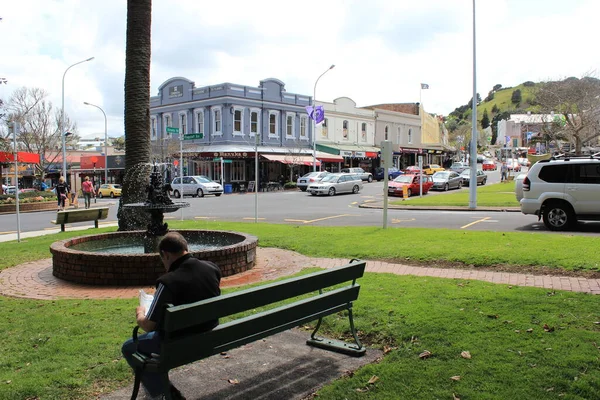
[{"xmin": 542, "ymin": 202, "xmax": 575, "ymax": 231}]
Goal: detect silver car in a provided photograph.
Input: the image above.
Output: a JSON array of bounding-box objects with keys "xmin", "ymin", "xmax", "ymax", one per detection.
[
  {"xmin": 459, "ymin": 169, "xmax": 487, "ymax": 186},
  {"xmin": 431, "ymin": 171, "xmax": 463, "ymax": 191},
  {"xmin": 308, "ymin": 173, "xmax": 363, "ymax": 196},
  {"xmin": 171, "ymin": 176, "xmax": 223, "ymax": 198},
  {"xmin": 297, "ymin": 171, "xmax": 329, "ymax": 191},
  {"xmin": 340, "ymin": 167, "xmax": 373, "ymax": 182}
]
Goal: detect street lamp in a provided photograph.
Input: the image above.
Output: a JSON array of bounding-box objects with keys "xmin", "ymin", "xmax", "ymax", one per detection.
[
  {"xmin": 61, "ymin": 57, "xmax": 94, "ymax": 183},
  {"xmin": 83, "ymin": 102, "xmax": 108, "ymax": 184},
  {"xmin": 312, "ymin": 64, "xmax": 335, "ymax": 172}
]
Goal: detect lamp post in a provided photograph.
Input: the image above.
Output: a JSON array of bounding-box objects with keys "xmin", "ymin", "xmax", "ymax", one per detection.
[
  {"xmin": 83, "ymin": 102, "xmax": 108, "ymax": 184},
  {"xmin": 469, "ymin": 0, "xmax": 478, "ymax": 209},
  {"xmin": 312, "ymin": 64, "xmax": 335, "ymax": 172},
  {"xmin": 62, "ymin": 57, "xmax": 94, "ymax": 183}
]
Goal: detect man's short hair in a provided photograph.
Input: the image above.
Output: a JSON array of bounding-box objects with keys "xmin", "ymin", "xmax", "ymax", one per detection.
[{"xmin": 158, "ymin": 232, "xmax": 189, "ymax": 254}]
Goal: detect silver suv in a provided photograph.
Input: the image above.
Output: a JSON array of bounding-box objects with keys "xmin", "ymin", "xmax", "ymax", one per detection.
[
  {"xmin": 340, "ymin": 167, "xmax": 373, "ymax": 182},
  {"xmin": 520, "ymin": 157, "xmax": 600, "ymax": 231}
]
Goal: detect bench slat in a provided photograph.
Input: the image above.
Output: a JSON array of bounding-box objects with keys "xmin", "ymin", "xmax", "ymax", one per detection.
[
  {"xmin": 54, "ymin": 208, "xmax": 109, "ymax": 226},
  {"xmin": 164, "ymin": 260, "xmax": 366, "ymax": 332},
  {"xmin": 160, "ymin": 285, "xmax": 360, "ymax": 369}
]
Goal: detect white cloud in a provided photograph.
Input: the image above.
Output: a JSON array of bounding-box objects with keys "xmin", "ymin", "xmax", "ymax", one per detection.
[{"xmin": 1, "ymin": 0, "xmax": 599, "ymax": 139}]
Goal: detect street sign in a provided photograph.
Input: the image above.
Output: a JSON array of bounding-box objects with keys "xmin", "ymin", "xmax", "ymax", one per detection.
[
  {"xmin": 222, "ymin": 160, "xmax": 232, "ymax": 164},
  {"xmin": 183, "ymin": 133, "xmax": 203, "ymax": 140},
  {"xmin": 166, "ymin": 127, "xmax": 179, "ymax": 134}
]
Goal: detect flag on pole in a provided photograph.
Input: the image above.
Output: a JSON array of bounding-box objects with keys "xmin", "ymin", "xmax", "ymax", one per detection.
[
  {"xmin": 420, "ymin": 83, "xmax": 429, "ymax": 89},
  {"xmin": 305, "ymin": 105, "xmax": 325, "ymax": 124}
]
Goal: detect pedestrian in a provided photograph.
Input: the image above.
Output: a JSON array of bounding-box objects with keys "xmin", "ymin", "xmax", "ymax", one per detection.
[
  {"xmin": 40, "ymin": 180, "xmax": 48, "ymax": 192},
  {"xmin": 82, "ymin": 176, "xmax": 94, "ymax": 209},
  {"xmin": 121, "ymin": 232, "xmax": 221, "ymax": 400},
  {"xmin": 54, "ymin": 177, "xmax": 69, "ymax": 211},
  {"xmin": 500, "ymin": 162, "xmax": 508, "ymax": 182}
]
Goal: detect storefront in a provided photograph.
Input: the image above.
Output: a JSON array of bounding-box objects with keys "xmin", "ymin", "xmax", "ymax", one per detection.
[
  {"xmin": 315, "ymin": 143, "xmax": 380, "ymax": 173},
  {"xmin": 0, "ymin": 151, "xmax": 41, "ymax": 190}
]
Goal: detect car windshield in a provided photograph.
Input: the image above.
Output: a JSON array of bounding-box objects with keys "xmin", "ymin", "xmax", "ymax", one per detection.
[
  {"xmin": 460, "ymin": 170, "xmax": 470, "ymax": 176},
  {"xmin": 195, "ymin": 177, "xmax": 213, "ymax": 183},
  {"xmin": 320, "ymin": 175, "xmax": 339, "ymax": 182},
  {"xmin": 393, "ymin": 175, "xmax": 414, "ymax": 183},
  {"xmin": 113, "ymin": 185, "xmax": 122, "ymax": 189},
  {"xmin": 433, "ymin": 172, "xmax": 449, "ymax": 178},
  {"xmin": 451, "ymin": 163, "xmax": 463, "ymax": 167}
]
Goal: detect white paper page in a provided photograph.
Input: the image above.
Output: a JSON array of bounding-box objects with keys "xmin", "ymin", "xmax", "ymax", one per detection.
[{"xmin": 139, "ymin": 289, "xmax": 154, "ymax": 317}]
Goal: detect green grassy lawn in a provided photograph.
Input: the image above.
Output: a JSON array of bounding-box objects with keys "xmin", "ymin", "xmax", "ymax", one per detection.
[
  {"xmin": 390, "ymin": 180, "xmax": 520, "ymax": 207},
  {"xmin": 1, "ymin": 222, "xmax": 600, "ymax": 399}
]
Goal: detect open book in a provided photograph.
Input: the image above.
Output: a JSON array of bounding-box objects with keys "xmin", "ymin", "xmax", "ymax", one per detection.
[{"xmin": 139, "ymin": 289, "xmax": 154, "ymax": 317}]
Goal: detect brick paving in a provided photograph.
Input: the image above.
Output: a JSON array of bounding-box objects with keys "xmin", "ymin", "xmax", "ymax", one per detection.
[{"xmin": 1, "ymin": 248, "xmax": 600, "ymax": 300}]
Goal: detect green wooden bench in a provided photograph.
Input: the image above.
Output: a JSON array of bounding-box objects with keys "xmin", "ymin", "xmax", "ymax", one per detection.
[
  {"xmin": 52, "ymin": 207, "xmax": 110, "ymax": 232},
  {"xmin": 128, "ymin": 259, "xmax": 367, "ymax": 400}
]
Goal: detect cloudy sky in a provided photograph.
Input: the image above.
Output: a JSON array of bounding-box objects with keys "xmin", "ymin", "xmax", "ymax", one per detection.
[{"xmin": 1, "ymin": 0, "xmax": 599, "ymax": 139}]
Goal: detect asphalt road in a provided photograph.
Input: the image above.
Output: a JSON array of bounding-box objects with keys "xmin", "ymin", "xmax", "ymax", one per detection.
[{"xmin": 2, "ymin": 167, "xmax": 600, "ymax": 236}]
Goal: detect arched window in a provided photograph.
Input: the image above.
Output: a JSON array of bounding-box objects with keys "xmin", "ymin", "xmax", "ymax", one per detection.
[{"xmin": 343, "ymin": 120, "xmax": 348, "ymax": 139}]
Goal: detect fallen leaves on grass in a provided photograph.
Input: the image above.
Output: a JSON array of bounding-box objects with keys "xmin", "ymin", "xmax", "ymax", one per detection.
[
  {"xmin": 383, "ymin": 345, "xmax": 397, "ymax": 354},
  {"xmin": 227, "ymin": 379, "xmax": 239, "ymax": 384},
  {"xmin": 367, "ymin": 375, "xmax": 379, "ymax": 384},
  {"xmin": 450, "ymin": 376, "xmax": 461, "ymax": 381},
  {"xmin": 543, "ymin": 324, "xmax": 555, "ymax": 332},
  {"xmin": 453, "ymin": 393, "xmax": 461, "ymax": 400},
  {"xmin": 526, "ymin": 328, "xmax": 534, "ymax": 333},
  {"xmin": 419, "ymin": 350, "xmax": 432, "ymax": 359},
  {"xmin": 461, "ymin": 351, "xmax": 472, "ymax": 359}
]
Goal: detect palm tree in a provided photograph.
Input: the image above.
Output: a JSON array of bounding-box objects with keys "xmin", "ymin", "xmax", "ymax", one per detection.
[{"xmin": 118, "ymin": 0, "xmax": 153, "ymax": 231}]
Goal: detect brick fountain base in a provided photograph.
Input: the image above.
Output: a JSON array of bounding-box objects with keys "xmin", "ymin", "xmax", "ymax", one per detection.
[{"xmin": 50, "ymin": 230, "xmax": 258, "ymax": 286}]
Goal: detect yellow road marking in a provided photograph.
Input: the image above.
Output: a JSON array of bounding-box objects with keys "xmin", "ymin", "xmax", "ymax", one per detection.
[
  {"xmin": 461, "ymin": 217, "xmax": 491, "ymax": 229},
  {"xmin": 0, "ymin": 231, "xmax": 17, "ymax": 235},
  {"xmin": 243, "ymin": 217, "xmax": 266, "ymax": 220},
  {"xmin": 391, "ymin": 218, "xmax": 416, "ymax": 223},
  {"xmin": 284, "ymin": 214, "xmax": 354, "ymax": 224}
]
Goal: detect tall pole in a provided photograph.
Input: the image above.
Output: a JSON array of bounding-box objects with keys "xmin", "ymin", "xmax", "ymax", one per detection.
[
  {"xmin": 62, "ymin": 57, "xmax": 94, "ymax": 183},
  {"xmin": 179, "ymin": 133, "xmax": 183, "ymax": 221},
  {"xmin": 12, "ymin": 122, "xmax": 21, "ymax": 242},
  {"xmin": 469, "ymin": 0, "xmax": 478, "ymax": 209},
  {"xmin": 83, "ymin": 102, "xmax": 107, "ymax": 184},
  {"xmin": 254, "ymin": 132, "xmax": 259, "ymax": 223},
  {"xmin": 312, "ymin": 64, "xmax": 335, "ymax": 172}
]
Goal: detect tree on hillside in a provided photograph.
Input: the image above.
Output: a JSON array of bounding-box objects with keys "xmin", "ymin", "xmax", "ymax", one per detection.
[
  {"xmin": 493, "ymin": 84, "xmax": 502, "ymax": 91},
  {"xmin": 491, "ymin": 104, "xmax": 499, "ymax": 113},
  {"xmin": 481, "ymin": 109, "xmax": 490, "ymax": 129},
  {"xmin": 118, "ymin": 0, "xmax": 153, "ymax": 231},
  {"xmin": 511, "ymin": 89, "xmax": 522, "ymax": 105},
  {"xmin": 534, "ymin": 74, "xmax": 600, "ymax": 154}
]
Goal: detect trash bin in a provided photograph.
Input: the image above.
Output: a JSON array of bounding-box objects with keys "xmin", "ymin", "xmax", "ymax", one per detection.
[{"xmin": 224, "ymin": 184, "xmax": 233, "ymax": 194}]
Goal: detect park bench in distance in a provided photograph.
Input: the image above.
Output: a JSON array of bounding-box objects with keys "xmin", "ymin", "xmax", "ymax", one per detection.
[
  {"xmin": 52, "ymin": 207, "xmax": 109, "ymax": 232},
  {"xmin": 128, "ymin": 259, "xmax": 367, "ymax": 400}
]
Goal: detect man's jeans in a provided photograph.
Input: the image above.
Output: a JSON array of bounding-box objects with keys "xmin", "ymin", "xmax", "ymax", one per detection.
[
  {"xmin": 83, "ymin": 192, "xmax": 92, "ymax": 209},
  {"xmin": 122, "ymin": 331, "xmax": 165, "ymax": 397}
]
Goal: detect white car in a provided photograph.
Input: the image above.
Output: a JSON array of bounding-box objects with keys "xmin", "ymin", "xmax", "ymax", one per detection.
[
  {"xmin": 171, "ymin": 176, "xmax": 223, "ymax": 198},
  {"xmin": 308, "ymin": 173, "xmax": 363, "ymax": 196},
  {"xmin": 520, "ymin": 157, "xmax": 600, "ymax": 231},
  {"xmin": 297, "ymin": 171, "xmax": 329, "ymax": 191}
]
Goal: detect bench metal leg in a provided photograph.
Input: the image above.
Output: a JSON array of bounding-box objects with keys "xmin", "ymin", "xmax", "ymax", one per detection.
[
  {"xmin": 161, "ymin": 373, "xmax": 173, "ymax": 400},
  {"xmin": 61, "ymin": 224, "xmax": 65, "ymax": 232},
  {"xmin": 94, "ymin": 220, "xmax": 99, "ymax": 229},
  {"xmin": 130, "ymin": 369, "xmax": 142, "ymax": 400},
  {"xmin": 306, "ymin": 304, "xmax": 366, "ymax": 357}
]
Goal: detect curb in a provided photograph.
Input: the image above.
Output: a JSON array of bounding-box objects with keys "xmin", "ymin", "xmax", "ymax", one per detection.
[{"xmin": 359, "ymin": 202, "xmax": 521, "ymax": 212}]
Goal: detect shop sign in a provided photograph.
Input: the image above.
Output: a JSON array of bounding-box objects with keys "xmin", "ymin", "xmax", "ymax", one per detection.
[
  {"xmin": 213, "ymin": 152, "xmax": 247, "ymax": 158},
  {"xmin": 340, "ymin": 150, "xmax": 366, "ymax": 158}
]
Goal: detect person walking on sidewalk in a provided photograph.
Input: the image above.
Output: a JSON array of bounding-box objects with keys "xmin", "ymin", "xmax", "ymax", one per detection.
[
  {"xmin": 54, "ymin": 177, "xmax": 69, "ymax": 211},
  {"xmin": 500, "ymin": 162, "xmax": 508, "ymax": 182},
  {"xmin": 81, "ymin": 176, "xmax": 95, "ymax": 209},
  {"xmin": 121, "ymin": 232, "xmax": 222, "ymax": 400}
]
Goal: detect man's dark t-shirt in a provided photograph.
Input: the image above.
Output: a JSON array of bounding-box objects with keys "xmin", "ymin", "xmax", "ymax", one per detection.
[{"xmin": 147, "ymin": 254, "xmax": 221, "ymax": 333}]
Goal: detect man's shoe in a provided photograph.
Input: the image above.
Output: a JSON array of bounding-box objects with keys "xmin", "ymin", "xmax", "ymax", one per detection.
[{"xmin": 169, "ymin": 384, "xmax": 186, "ymax": 400}]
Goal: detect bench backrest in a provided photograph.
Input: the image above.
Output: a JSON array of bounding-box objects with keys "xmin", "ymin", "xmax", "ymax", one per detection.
[
  {"xmin": 56, "ymin": 207, "xmax": 109, "ymax": 224},
  {"xmin": 159, "ymin": 259, "xmax": 366, "ymax": 369}
]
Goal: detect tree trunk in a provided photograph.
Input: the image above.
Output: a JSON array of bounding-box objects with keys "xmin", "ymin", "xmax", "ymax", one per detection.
[{"xmin": 118, "ymin": 0, "xmax": 153, "ymax": 231}]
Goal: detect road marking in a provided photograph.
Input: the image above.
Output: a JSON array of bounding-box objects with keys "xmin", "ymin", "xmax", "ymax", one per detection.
[
  {"xmin": 194, "ymin": 216, "xmax": 218, "ymax": 219},
  {"xmin": 461, "ymin": 217, "xmax": 491, "ymax": 229},
  {"xmin": 284, "ymin": 214, "xmax": 355, "ymax": 224},
  {"xmin": 391, "ymin": 218, "xmax": 416, "ymax": 224},
  {"xmin": 243, "ymin": 217, "xmax": 266, "ymax": 220},
  {"xmin": 0, "ymin": 231, "xmax": 17, "ymax": 235},
  {"xmin": 164, "ymin": 216, "xmax": 175, "ymax": 220},
  {"xmin": 362, "ymin": 199, "xmax": 377, "ymax": 203}
]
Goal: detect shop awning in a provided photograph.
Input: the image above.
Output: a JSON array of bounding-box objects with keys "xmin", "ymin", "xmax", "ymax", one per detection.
[
  {"xmin": 316, "ymin": 151, "xmax": 344, "ymax": 162},
  {"xmin": 316, "ymin": 143, "xmax": 380, "ymax": 159},
  {"xmin": 262, "ymin": 154, "xmax": 321, "ymax": 166},
  {"xmin": 0, "ymin": 151, "xmax": 40, "ymax": 164}
]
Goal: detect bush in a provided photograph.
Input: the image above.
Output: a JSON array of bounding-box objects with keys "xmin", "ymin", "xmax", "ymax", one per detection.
[
  {"xmin": 284, "ymin": 182, "xmax": 297, "ymax": 189},
  {"xmin": 0, "ymin": 191, "xmax": 55, "ymax": 205}
]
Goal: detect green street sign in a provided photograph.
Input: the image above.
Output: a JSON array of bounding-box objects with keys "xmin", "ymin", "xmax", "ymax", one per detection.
[
  {"xmin": 166, "ymin": 127, "xmax": 179, "ymax": 134},
  {"xmin": 183, "ymin": 133, "xmax": 204, "ymax": 140},
  {"xmin": 223, "ymin": 159, "xmax": 232, "ymax": 164}
]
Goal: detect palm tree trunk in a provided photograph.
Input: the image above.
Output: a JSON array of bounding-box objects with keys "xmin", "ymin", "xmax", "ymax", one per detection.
[{"xmin": 118, "ymin": 0, "xmax": 153, "ymax": 231}]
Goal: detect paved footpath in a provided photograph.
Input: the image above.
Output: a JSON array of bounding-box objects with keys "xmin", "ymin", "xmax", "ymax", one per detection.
[{"xmin": 1, "ymin": 247, "xmax": 600, "ymax": 300}]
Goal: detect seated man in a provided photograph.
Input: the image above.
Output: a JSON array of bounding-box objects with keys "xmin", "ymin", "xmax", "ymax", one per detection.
[{"xmin": 121, "ymin": 232, "xmax": 222, "ymax": 400}]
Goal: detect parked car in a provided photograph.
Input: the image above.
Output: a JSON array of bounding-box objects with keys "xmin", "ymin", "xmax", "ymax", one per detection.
[
  {"xmin": 431, "ymin": 171, "xmax": 463, "ymax": 191},
  {"xmin": 403, "ymin": 165, "xmax": 422, "ymax": 174},
  {"xmin": 340, "ymin": 167, "xmax": 373, "ymax": 182},
  {"xmin": 449, "ymin": 162, "xmax": 469, "ymax": 173},
  {"xmin": 459, "ymin": 169, "xmax": 487, "ymax": 186},
  {"xmin": 4, "ymin": 185, "xmax": 16, "ymax": 195},
  {"xmin": 308, "ymin": 173, "xmax": 363, "ymax": 196},
  {"xmin": 520, "ymin": 157, "xmax": 600, "ymax": 231},
  {"xmin": 518, "ymin": 157, "xmax": 531, "ymax": 167},
  {"xmin": 482, "ymin": 159, "xmax": 497, "ymax": 171},
  {"xmin": 388, "ymin": 174, "xmax": 433, "ymax": 197},
  {"xmin": 514, "ymin": 173, "xmax": 527, "ymax": 202},
  {"xmin": 422, "ymin": 164, "xmax": 445, "ymax": 175},
  {"xmin": 97, "ymin": 184, "xmax": 122, "ymax": 198},
  {"xmin": 507, "ymin": 159, "xmax": 522, "ymax": 172},
  {"xmin": 171, "ymin": 176, "xmax": 223, "ymax": 198},
  {"xmin": 296, "ymin": 171, "xmax": 329, "ymax": 191},
  {"xmin": 374, "ymin": 167, "xmax": 403, "ymax": 181}
]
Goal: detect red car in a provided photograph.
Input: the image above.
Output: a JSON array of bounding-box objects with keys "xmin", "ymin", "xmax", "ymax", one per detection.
[
  {"xmin": 482, "ymin": 159, "xmax": 497, "ymax": 171},
  {"xmin": 388, "ymin": 174, "xmax": 433, "ymax": 197},
  {"xmin": 402, "ymin": 166, "xmax": 422, "ymax": 174}
]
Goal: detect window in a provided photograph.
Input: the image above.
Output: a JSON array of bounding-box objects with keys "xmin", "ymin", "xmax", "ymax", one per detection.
[
  {"xmin": 322, "ymin": 118, "xmax": 328, "ymax": 138},
  {"xmin": 163, "ymin": 114, "xmax": 172, "ymax": 137},
  {"xmin": 539, "ymin": 165, "xmax": 571, "ymax": 183},
  {"xmin": 211, "ymin": 107, "xmax": 222, "ymax": 136},
  {"xmin": 408, "ymin": 128, "xmax": 412, "ymax": 144},
  {"xmin": 361, "ymin": 122, "xmax": 367, "ymax": 141},
  {"xmin": 343, "ymin": 120, "xmax": 348, "ymax": 139},
  {"xmin": 286, "ymin": 113, "xmax": 295, "ymax": 138},
  {"xmin": 231, "ymin": 160, "xmax": 245, "ymax": 181},
  {"xmin": 233, "ymin": 107, "xmax": 244, "ymax": 136},
  {"xmin": 269, "ymin": 111, "xmax": 279, "ymax": 137},
  {"xmin": 384, "ymin": 125, "xmax": 389, "ymax": 141},
  {"xmin": 250, "ymin": 109, "xmax": 260, "ymax": 137},
  {"xmin": 397, "ymin": 126, "xmax": 401, "ymax": 144},
  {"xmin": 576, "ymin": 164, "xmax": 600, "ymax": 184},
  {"xmin": 194, "ymin": 108, "xmax": 204, "ymax": 136},
  {"xmin": 300, "ymin": 116, "xmax": 307, "ymax": 139},
  {"xmin": 151, "ymin": 117, "xmax": 157, "ymax": 139},
  {"xmin": 179, "ymin": 112, "xmax": 187, "ymax": 135}
]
